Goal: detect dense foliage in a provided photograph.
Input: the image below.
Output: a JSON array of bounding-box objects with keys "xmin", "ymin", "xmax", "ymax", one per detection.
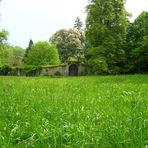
[
  {"xmin": 125, "ymin": 11, "xmax": 148, "ymax": 73},
  {"xmin": 23, "ymin": 39, "xmax": 33, "ymax": 63},
  {"xmin": 0, "ymin": 45, "xmax": 25, "ymax": 67},
  {"xmin": 26, "ymin": 41, "xmax": 60, "ymax": 66},
  {"xmin": 50, "ymin": 28, "xmax": 86, "ymax": 63},
  {"xmin": 0, "ymin": 30, "xmax": 25, "ymax": 67},
  {"xmin": 9, "ymin": 46, "xmax": 25, "ymax": 66},
  {"xmin": 86, "ymin": 0, "xmax": 129, "ymax": 74}
]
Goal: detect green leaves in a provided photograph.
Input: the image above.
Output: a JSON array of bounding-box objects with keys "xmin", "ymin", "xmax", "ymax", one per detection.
[
  {"xmin": 50, "ymin": 29, "xmax": 86, "ymax": 63},
  {"xmin": 0, "ymin": 29, "xmax": 9, "ymax": 44},
  {"xmin": 126, "ymin": 11, "xmax": 148, "ymax": 73},
  {"xmin": 26, "ymin": 41, "xmax": 60, "ymax": 66},
  {"xmin": 86, "ymin": 0, "xmax": 128, "ymax": 74}
]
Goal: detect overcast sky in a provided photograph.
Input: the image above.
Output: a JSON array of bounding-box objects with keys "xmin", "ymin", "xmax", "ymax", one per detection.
[{"xmin": 0, "ymin": 0, "xmax": 148, "ymax": 48}]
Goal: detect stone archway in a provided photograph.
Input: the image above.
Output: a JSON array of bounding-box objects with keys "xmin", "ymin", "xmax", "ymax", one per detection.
[{"xmin": 69, "ymin": 64, "xmax": 78, "ymax": 76}]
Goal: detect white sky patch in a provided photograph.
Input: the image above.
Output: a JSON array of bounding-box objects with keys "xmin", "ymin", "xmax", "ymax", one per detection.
[
  {"xmin": 126, "ymin": 0, "xmax": 148, "ymax": 22},
  {"xmin": 0, "ymin": 0, "xmax": 148, "ymax": 48}
]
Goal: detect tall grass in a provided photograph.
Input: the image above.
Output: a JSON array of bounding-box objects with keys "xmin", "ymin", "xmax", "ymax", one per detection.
[{"xmin": 0, "ymin": 75, "xmax": 148, "ymax": 147}]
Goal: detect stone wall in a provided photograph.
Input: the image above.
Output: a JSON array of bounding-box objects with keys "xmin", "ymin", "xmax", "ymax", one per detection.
[
  {"xmin": 40, "ymin": 63, "xmax": 92, "ymax": 76},
  {"xmin": 40, "ymin": 65, "xmax": 68, "ymax": 76},
  {"xmin": 0, "ymin": 63, "xmax": 92, "ymax": 76}
]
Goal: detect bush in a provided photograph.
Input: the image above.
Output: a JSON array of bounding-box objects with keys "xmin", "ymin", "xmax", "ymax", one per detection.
[
  {"xmin": 88, "ymin": 56, "xmax": 108, "ymax": 74},
  {"xmin": 26, "ymin": 41, "xmax": 60, "ymax": 66}
]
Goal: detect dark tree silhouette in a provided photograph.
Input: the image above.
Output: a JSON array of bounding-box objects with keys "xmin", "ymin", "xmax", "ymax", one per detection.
[
  {"xmin": 23, "ymin": 39, "xmax": 33, "ymax": 63},
  {"xmin": 74, "ymin": 17, "xmax": 83, "ymax": 30}
]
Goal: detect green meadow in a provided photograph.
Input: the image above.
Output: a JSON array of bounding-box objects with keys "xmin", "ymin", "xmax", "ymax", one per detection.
[{"xmin": 0, "ymin": 75, "xmax": 148, "ymax": 147}]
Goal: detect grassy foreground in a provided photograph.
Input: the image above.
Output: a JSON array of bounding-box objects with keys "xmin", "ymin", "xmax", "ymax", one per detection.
[{"xmin": 0, "ymin": 75, "xmax": 148, "ymax": 147}]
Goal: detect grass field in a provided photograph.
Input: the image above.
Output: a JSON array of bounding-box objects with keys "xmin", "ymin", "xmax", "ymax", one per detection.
[{"xmin": 0, "ymin": 75, "xmax": 148, "ymax": 147}]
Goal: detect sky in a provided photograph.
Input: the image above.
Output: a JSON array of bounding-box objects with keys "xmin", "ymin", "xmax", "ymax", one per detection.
[{"xmin": 0, "ymin": 0, "xmax": 148, "ymax": 48}]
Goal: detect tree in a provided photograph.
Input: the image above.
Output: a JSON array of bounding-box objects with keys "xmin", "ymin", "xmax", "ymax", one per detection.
[
  {"xmin": 86, "ymin": 0, "xmax": 129, "ymax": 74},
  {"xmin": 23, "ymin": 39, "xmax": 33, "ymax": 63},
  {"xmin": 0, "ymin": 45, "xmax": 11, "ymax": 66},
  {"xmin": 132, "ymin": 36, "xmax": 148, "ymax": 72},
  {"xmin": 126, "ymin": 12, "xmax": 148, "ymax": 50},
  {"xmin": 26, "ymin": 41, "xmax": 60, "ymax": 66},
  {"xmin": 0, "ymin": 29, "xmax": 9, "ymax": 44},
  {"xmin": 74, "ymin": 17, "xmax": 83, "ymax": 30},
  {"xmin": 0, "ymin": 29, "xmax": 10, "ymax": 66},
  {"xmin": 50, "ymin": 28, "xmax": 86, "ymax": 63},
  {"xmin": 10, "ymin": 46, "xmax": 25, "ymax": 66},
  {"xmin": 126, "ymin": 11, "xmax": 148, "ymax": 73}
]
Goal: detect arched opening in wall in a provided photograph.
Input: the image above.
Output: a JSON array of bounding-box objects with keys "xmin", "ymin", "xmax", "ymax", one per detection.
[{"xmin": 69, "ymin": 64, "xmax": 78, "ymax": 76}]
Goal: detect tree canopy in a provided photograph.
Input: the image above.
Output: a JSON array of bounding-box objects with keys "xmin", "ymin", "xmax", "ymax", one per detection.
[
  {"xmin": 26, "ymin": 41, "xmax": 60, "ymax": 66},
  {"xmin": 86, "ymin": 0, "xmax": 129, "ymax": 74},
  {"xmin": 0, "ymin": 29, "xmax": 9, "ymax": 44},
  {"xmin": 125, "ymin": 11, "xmax": 148, "ymax": 73},
  {"xmin": 0, "ymin": 1, "xmax": 147, "ymax": 75},
  {"xmin": 50, "ymin": 28, "xmax": 86, "ymax": 63},
  {"xmin": 0, "ymin": 29, "xmax": 9, "ymax": 66},
  {"xmin": 23, "ymin": 39, "xmax": 33, "ymax": 63},
  {"xmin": 10, "ymin": 46, "xmax": 25, "ymax": 66}
]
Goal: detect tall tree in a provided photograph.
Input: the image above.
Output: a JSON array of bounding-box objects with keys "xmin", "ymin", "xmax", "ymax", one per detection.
[
  {"xmin": 86, "ymin": 0, "xmax": 129, "ymax": 74},
  {"xmin": 126, "ymin": 11, "xmax": 148, "ymax": 73},
  {"xmin": 126, "ymin": 11, "xmax": 148, "ymax": 50},
  {"xmin": 0, "ymin": 45, "xmax": 12, "ymax": 66},
  {"xmin": 23, "ymin": 39, "xmax": 33, "ymax": 63},
  {"xmin": 74, "ymin": 17, "xmax": 83, "ymax": 30}
]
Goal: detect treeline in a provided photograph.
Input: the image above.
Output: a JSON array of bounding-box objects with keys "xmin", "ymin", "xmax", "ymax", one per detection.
[
  {"xmin": 86, "ymin": 0, "xmax": 148, "ymax": 74},
  {"xmin": 0, "ymin": 18, "xmax": 86, "ymax": 69},
  {"xmin": 0, "ymin": 0, "xmax": 147, "ymax": 75}
]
